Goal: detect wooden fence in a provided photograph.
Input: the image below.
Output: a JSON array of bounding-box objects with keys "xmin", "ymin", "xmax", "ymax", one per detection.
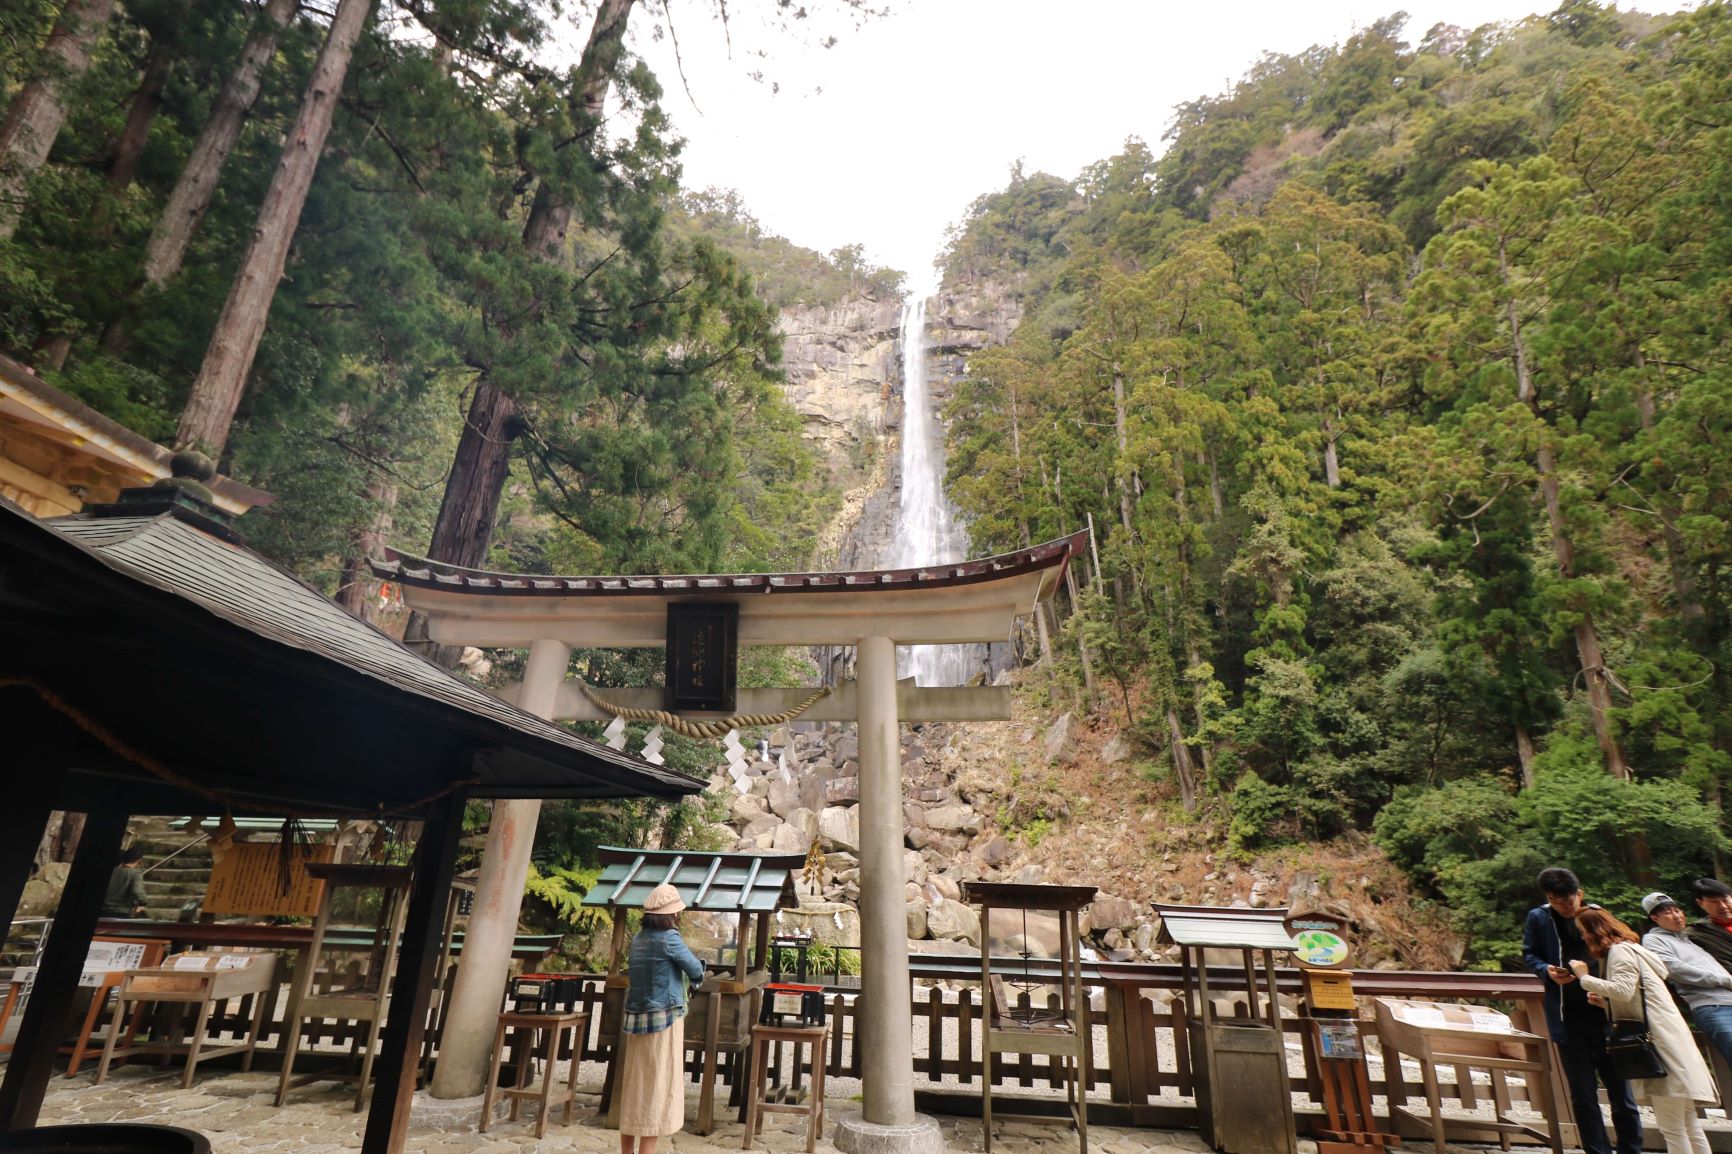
[{"xmin": 118, "ymin": 949, "xmax": 1591, "ymax": 1144}]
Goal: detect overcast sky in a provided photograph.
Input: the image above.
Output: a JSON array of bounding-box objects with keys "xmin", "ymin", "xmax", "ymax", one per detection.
[{"xmin": 612, "ymin": 0, "xmax": 1670, "ymax": 293}]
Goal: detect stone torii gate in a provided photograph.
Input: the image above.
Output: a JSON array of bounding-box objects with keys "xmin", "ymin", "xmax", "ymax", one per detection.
[{"xmin": 374, "ymin": 530, "xmax": 1085, "ymax": 1153}]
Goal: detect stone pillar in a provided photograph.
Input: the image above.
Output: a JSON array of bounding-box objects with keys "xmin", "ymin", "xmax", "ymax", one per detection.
[
  {"xmin": 429, "ymin": 637, "xmax": 569, "ymax": 1098},
  {"xmin": 835, "ymin": 637, "xmax": 941, "ymax": 1154}
]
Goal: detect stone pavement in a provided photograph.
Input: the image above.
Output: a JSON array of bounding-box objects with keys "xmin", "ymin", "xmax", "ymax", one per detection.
[{"xmin": 33, "ymin": 1065, "xmax": 1501, "ymax": 1154}]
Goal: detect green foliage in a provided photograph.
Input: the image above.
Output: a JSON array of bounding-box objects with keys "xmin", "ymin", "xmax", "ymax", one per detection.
[
  {"xmin": 940, "ymin": 1, "xmax": 1732, "ymax": 967},
  {"xmin": 523, "ymin": 863, "xmax": 610, "ymax": 934}
]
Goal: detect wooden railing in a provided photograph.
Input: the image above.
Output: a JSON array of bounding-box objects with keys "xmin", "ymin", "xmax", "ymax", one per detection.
[{"xmin": 123, "ymin": 947, "xmax": 1581, "ymax": 1143}]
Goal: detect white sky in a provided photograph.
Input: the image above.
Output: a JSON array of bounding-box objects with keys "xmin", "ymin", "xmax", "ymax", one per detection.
[{"xmin": 612, "ymin": 0, "xmax": 1647, "ymax": 291}]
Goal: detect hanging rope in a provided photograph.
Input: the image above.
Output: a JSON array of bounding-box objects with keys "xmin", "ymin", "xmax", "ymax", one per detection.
[{"xmin": 576, "ymin": 680, "xmax": 832, "ymax": 739}]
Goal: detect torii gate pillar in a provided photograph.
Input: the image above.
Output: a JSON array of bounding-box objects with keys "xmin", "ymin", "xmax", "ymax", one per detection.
[{"xmin": 838, "ymin": 635, "xmax": 943, "ymax": 1153}]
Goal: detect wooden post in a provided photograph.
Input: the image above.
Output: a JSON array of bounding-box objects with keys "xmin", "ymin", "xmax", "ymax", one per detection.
[
  {"xmin": 0, "ymin": 808, "xmax": 127, "ymax": 1129},
  {"xmin": 0, "ymin": 773, "xmax": 55, "ymax": 930},
  {"xmin": 362, "ymin": 792, "xmax": 465, "ymax": 1154}
]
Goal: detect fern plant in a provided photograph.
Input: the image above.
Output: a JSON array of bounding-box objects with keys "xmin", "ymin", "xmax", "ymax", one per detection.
[{"xmin": 523, "ymin": 864, "xmax": 611, "ymax": 933}]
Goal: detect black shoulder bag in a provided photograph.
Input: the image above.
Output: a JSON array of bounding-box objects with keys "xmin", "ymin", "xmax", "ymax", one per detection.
[{"xmin": 1605, "ymin": 949, "xmax": 1669, "ymax": 1081}]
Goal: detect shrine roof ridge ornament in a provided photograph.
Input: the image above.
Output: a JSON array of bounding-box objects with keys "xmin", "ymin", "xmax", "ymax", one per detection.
[{"xmin": 370, "ymin": 529, "xmax": 1089, "ymax": 598}]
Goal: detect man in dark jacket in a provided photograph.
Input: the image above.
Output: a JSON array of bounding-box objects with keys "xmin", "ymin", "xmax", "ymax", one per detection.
[
  {"xmin": 1687, "ymin": 877, "xmax": 1732, "ymax": 971},
  {"xmin": 1521, "ymin": 866, "xmax": 1641, "ymax": 1154},
  {"xmin": 100, "ymin": 845, "xmax": 148, "ymax": 918}
]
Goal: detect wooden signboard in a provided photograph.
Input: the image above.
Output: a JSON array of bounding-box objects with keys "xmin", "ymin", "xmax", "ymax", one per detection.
[{"xmin": 204, "ymin": 842, "xmax": 334, "ymax": 917}]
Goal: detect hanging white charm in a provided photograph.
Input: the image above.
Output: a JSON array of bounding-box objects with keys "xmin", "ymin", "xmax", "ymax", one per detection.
[
  {"xmin": 723, "ymin": 728, "xmax": 751, "ymax": 793},
  {"xmin": 603, "ymin": 715, "xmax": 628, "ymax": 751},
  {"xmin": 640, "ymin": 725, "xmax": 665, "ymax": 765}
]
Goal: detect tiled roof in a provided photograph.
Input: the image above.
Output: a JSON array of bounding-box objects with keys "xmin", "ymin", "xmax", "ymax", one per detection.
[
  {"xmin": 5, "ymin": 498, "xmax": 698, "ymax": 810},
  {"xmin": 373, "ymin": 530, "xmax": 1089, "ymax": 598}
]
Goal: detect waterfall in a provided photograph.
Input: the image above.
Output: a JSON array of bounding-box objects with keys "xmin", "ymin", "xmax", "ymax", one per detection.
[{"xmin": 892, "ymin": 297, "xmax": 974, "ymax": 686}]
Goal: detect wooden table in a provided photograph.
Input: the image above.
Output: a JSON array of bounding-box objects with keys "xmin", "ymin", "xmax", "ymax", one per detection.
[
  {"xmin": 742, "ymin": 1022, "xmax": 828, "ymax": 1153},
  {"xmin": 481, "ymin": 1010, "xmax": 588, "ymax": 1140}
]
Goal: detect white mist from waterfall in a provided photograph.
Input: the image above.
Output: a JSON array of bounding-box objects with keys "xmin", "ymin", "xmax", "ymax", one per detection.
[{"xmin": 892, "ymin": 296, "xmax": 973, "ymax": 686}]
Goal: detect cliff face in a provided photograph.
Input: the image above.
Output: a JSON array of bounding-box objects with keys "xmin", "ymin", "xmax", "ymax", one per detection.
[
  {"xmin": 925, "ymin": 276, "xmax": 1024, "ymax": 406},
  {"xmin": 776, "ymin": 295, "xmax": 901, "ymax": 490}
]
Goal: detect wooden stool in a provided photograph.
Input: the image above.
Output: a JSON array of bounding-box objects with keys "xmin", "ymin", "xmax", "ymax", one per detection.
[
  {"xmin": 480, "ymin": 1009, "xmax": 587, "ymax": 1139},
  {"xmin": 743, "ymin": 1022, "xmax": 828, "ymax": 1153}
]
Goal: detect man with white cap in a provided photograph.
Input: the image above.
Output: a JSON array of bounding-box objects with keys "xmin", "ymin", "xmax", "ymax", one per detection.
[{"xmin": 1641, "ymin": 890, "xmax": 1732, "ymax": 1066}]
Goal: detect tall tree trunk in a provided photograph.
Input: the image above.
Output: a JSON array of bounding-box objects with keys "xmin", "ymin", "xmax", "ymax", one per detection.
[
  {"xmin": 104, "ymin": 39, "xmax": 174, "ymax": 192},
  {"xmin": 411, "ymin": 0, "xmax": 637, "ymax": 666},
  {"xmin": 139, "ymin": 0, "xmax": 299, "ymax": 290},
  {"xmin": 1515, "ymin": 724, "xmax": 1536, "ymax": 789},
  {"xmin": 1166, "ymin": 703, "xmax": 1198, "ymax": 811},
  {"xmin": 174, "ymin": 0, "xmax": 373, "ymax": 457},
  {"xmin": 0, "ymin": 0, "xmax": 117, "ymax": 240},
  {"xmin": 520, "ymin": 0, "xmax": 634, "ymax": 258},
  {"xmin": 1502, "ymin": 241, "xmax": 1628, "ymax": 780},
  {"xmin": 402, "ymin": 382, "xmax": 517, "ymax": 665},
  {"xmin": 336, "ymin": 476, "xmax": 398, "ymax": 622}
]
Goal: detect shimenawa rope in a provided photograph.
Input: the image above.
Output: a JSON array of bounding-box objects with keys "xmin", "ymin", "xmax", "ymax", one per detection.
[{"xmin": 576, "ymin": 681, "xmax": 831, "ymax": 739}]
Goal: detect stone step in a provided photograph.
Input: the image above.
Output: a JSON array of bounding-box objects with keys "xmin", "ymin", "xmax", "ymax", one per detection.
[
  {"xmin": 142, "ymin": 866, "xmax": 212, "ymax": 884},
  {"xmin": 141, "ymin": 881, "xmax": 208, "ymax": 898}
]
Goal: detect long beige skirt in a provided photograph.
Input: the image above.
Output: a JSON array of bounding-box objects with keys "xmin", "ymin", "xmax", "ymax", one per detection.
[{"xmin": 617, "ymin": 1017, "xmax": 686, "ymax": 1137}]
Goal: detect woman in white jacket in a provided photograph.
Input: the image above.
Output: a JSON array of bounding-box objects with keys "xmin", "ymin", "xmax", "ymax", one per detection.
[{"xmin": 1569, "ymin": 907, "xmax": 1717, "ymax": 1154}]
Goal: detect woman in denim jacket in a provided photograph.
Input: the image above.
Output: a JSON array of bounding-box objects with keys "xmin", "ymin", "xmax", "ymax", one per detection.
[{"xmin": 617, "ymin": 883, "xmax": 705, "ymax": 1154}]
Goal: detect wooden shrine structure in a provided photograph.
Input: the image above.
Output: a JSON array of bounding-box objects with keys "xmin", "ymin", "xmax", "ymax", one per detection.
[{"xmin": 0, "ymin": 481, "xmax": 697, "ymax": 1154}]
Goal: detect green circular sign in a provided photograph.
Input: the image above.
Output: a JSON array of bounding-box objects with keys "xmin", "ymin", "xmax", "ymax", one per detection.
[{"xmin": 1294, "ymin": 929, "xmax": 1350, "ymax": 968}]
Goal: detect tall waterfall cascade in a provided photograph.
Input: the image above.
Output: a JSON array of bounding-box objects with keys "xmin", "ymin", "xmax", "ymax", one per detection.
[{"xmin": 892, "ymin": 297, "xmax": 974, "ymax": 686}]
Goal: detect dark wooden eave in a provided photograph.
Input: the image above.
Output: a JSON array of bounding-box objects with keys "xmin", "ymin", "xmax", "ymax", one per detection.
[{"xmin": 0, "ymin": 497, "xmax": 698, "ymax": 815}]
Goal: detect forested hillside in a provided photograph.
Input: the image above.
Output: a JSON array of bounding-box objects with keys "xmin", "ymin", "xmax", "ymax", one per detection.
[
  {"xmin": 940, "ymin": 1, "xmax": 1732, "ymax": 965},
  {"xmin": 0, "ymin": 0, "xmax": 864, "ymax": 601}
]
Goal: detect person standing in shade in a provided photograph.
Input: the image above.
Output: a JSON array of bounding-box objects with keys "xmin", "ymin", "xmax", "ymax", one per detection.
[
  {"xmin": 617, "ymin": 883, "xmax": 705, "ymax": 1154},
  {"xmin": 1572, "ymin": 907, "xmax": 1717, "ymax": 1154},
  {"xmin": 1522, "ymin": 867, "xmax": 1642, "ymax": 1154},
  {"xmin": 100, "ymin": 845, "xmax": 147, "ymax": 918},
  {"xmin": 1641, "ymin": 891, "xmax": 1732, "ymax": 1066},
  {"xmin": 1686, "ymin": 878, "xmax": 1732, "ymax": 971}
]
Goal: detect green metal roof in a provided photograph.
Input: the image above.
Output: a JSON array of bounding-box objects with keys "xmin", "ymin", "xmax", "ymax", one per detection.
[
  {"xmin": 581, "ymin": 847, "xmax": 805, "ymax": 913},
  {"xmin": 1150, "ymin": 902, "xmax": 1299, "ymax": 951}
]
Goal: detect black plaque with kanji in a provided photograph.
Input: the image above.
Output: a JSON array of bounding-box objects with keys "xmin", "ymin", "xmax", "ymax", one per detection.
[{"xmin": 666, "ymin": 602, "xmax": 738, "ymax": 712}]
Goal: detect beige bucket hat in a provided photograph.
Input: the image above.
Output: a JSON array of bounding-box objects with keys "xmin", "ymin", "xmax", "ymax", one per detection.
[{"xmin": 643, "ymin": 883, "xmax": 686, "ymax": 915}]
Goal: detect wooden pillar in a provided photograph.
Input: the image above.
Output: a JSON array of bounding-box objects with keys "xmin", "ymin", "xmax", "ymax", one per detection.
[
  {"xmin": 0, "ymin": 773, "xmax": 56, "ymax": 930},
  {"xmin": 431, "ymin": 638, "xmax": 568, "ymax": 1098},
  {"xmin": 0, "ymin": 808, "xmax": 127, "ymax": 1129},
  {"xmin": 362, "ymin": 791, "xmax": 466, "ymax": 1154}
]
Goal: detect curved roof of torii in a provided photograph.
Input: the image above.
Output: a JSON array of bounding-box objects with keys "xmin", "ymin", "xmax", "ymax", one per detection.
[{"xmin": 372, "ymin": 530, "xmax": 1088, "ymax": 649}]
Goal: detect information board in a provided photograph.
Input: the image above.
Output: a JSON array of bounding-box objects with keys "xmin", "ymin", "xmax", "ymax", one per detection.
[{"xmin": 204, "ymin": 842, "xmax": 334, "ymax": 917}]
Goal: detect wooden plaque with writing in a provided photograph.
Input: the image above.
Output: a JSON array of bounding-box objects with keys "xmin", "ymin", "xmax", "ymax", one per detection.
[{"xmin": 204, "ymin": 842, "xmax": 335, "ymax": 917}]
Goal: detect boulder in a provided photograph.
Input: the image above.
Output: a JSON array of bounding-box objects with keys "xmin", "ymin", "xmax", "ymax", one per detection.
[
  {"xmin": 925, "ymin": 804, "xmax": 984, "ymax": 833},
  {"xmin": 749, "ymin": 776, "xmax": 770, "ymax": 798},
  {"xmin": 768, "ymin": 776, "xmax": 803, "ymax": 818},
  {"xmin": 1100, "ymin": 732, "xmax": 1134, "ymax": 765},
  {"xmin": 1043, "ymin": 712, "xmax": 1079, "ymax": 762},
  {"xmin": 906, "ymin": 898, "xmax": 930, "ymax": 940},
  {"xmin": 771, "ymin": 823, "xmax": 810, "ymax": 853},
  {"xmin": 824, "ymin": 777, "xmax": 859, "ymax": 805},
  {"xmin": 925, "ymin": 897, "xmax": 981, "ymax": 945},
  {"xmin": 833, "ymin": 735, "xmax": 859, "ymax": 764},
  {"xmin": 817, "ymin": 805, "xmax": 860, "ymax": 852},
  {"xmin": 927, "ymin": 874, "xmax": 962, "ymax": 902},
  {"xmin": 1091, "ymin": 894, "xmax": 1140, "ymax": 932},
  {"xmin": 903, "ymin": 849, "xmax": 928, "ymax": 886},
  {"xmin": 741, "ymin": 814, "xmax": 781, "ymax": 840},
  {"xmin": 979, "ymin": 836, "xmax": 1016, "ymax": 868},
  {"xmin": 780, "ymin": 899, "xmax": 862, "ymax": 949},
  {"xmin": 730, "ymin": 793, "xmax": 768, "ymax": 824},
  {"xmin": 785, "ymin": 807, "xmax": 819, "ymax": 838}
]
